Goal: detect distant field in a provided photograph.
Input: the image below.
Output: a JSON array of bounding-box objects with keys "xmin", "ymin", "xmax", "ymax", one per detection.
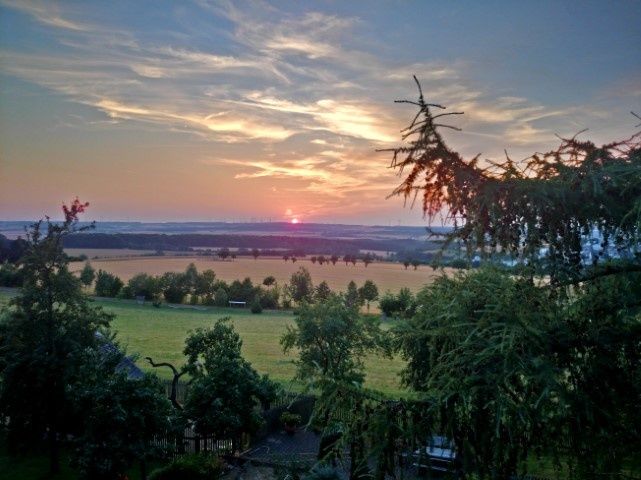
[
  {"xmin": 74, "ymin": 255, "xmax": 450, "ymax": 294},
  {"xmin": 0, "ymin": 292, "xmax": 407, "ymax": 396},
  {"xmin": 65, "ymin": 248, "xmax": 155, "ymax": 258}
]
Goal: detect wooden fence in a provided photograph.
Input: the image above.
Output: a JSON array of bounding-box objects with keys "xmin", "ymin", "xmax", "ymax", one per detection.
[{"xmin": 153, "ymin": 425, "xmax": 237, "ymax": 456}]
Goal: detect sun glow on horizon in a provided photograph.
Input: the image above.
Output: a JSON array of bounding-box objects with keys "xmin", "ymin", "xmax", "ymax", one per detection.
[{"xmin": 291, "ymin": 218, "xmax": 299, "ymax": 224}]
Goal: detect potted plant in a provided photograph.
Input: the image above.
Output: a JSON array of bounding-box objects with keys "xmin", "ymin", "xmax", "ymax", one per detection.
[{"xmin": 280, "ymin": 411, "xmax": 302, "ymax": 435}]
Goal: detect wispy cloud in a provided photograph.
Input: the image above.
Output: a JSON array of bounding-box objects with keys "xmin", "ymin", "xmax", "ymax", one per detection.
[
  {"xmin": 1, "ymin": 0, "xmax": 624, "ymax": 221},
  {"xmin": 1, "ymin": 0, "xmax": 89, "ymax": 31}
]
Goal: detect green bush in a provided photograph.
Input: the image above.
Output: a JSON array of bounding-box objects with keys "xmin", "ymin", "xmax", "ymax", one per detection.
[
  {"xmin": 259, "ymin": 288, "xmax": 280, "ymax": 309},
  {"xmin": 127, "ymin": 272, "xmax": 162, "ymax": 300},
  {"xmin": 94, "ymin": 270, "xmax": 124, "ymax": 297},
  {"xmin": 378, "ymin": 288, "xmax": 415, "ymax": 318},
  {"xmin": 280, "ymin": 411, "xmax": 301, "ymax": 427},
  {"xmin": 0, "ymin": 261, "xmax": 23, "ymax": 287},
  {"xmin": 149, "ymin": 454, "xmax": 223, "ymax": 480},
  {"xmin": 442, "ymin": 258, "xmax": 468, "ymax": 269},
  {"xmin": 250, "ymin": 297, "xmax": 263, "ymax": 314},
  {"xmin": 161, "ymin": 272, "xmax": 189, "ymax": 304},
  {"xmin": 378, "ymin": 291, "xmax": 398, "ymax": 317},
  {"xmin": 213, "ymin": 287, "xmax": 228, "ymax": 307}
]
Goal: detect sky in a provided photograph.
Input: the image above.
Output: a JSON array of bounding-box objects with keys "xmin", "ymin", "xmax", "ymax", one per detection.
[{"xmin": 0, "ymin": 1, "xmax": 639, "ymax": 225}]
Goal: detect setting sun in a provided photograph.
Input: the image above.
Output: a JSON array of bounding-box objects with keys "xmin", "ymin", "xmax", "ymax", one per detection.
[{"xmin": 291, "ymin": 218, "xmax": 299, "ymax": 224}]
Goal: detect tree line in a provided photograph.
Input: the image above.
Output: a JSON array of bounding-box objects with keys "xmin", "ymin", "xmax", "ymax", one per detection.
[
  {"xmin": 73, "ymin": 260, "xmax": 380, "ymax": 314},
  {"xmin": 61, "ymin": 231, "xmax": 435, "ymax": 256}
]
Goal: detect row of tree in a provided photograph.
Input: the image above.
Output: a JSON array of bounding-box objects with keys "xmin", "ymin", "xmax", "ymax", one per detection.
[
  {"xmin": 307, "ymin": 253, "xmax": 378, "ymax": 267},
  {"xmin": 79, "ymin": 261, "xmax": 381, "ymax": 312}
]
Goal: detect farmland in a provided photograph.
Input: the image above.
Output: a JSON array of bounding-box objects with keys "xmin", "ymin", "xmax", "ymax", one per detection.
[{"xmin": 70, "ymin": 253, "xmax": 450, "ymax": 295}]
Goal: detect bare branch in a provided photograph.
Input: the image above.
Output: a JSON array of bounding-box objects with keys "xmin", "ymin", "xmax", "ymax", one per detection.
[{"xmin": 146, "ymin": 357, "xmax": 185, "ymax": 410}]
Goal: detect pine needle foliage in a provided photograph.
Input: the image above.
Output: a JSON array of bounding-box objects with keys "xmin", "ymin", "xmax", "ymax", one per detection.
[{"xmin": 382, "ymin": 76, "xmax": 641, "ymax": 285}]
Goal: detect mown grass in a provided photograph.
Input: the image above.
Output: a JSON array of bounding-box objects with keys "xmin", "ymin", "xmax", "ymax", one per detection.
[
  {"xmin": 106, "ymin": 299, "xmax": 407, "ymax": 396},
  {"xmin": 0, "ymin": 292, "xmax": 407, "ymax": 396}
]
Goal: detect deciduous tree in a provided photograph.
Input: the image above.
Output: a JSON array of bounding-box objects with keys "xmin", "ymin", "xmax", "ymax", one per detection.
[
  {"xmin": 358, "ymin": 280, "xmax": 378, "ymax": 312},
  {"xmin": 288, "ymin": 266, "xmax": 313, "ymax": 304},
  {"xmin": 71, "ymin": 347, "xmax": 173, "ymax": 480},
  {"xmin": 182, "ymin": 319, "xmax": 277, "ymax": 444},
  {"xmin": 0, "ymin": 200, "xmax": 113, "ymax": 474},
  {"xmin": 79, "ymin": 261, "xmax": 95, "ymax": 287},
  {"xmin": 315, "ymin": 280, "xmax": 332, "ymax": 302},
  {"xmin": 281, "ymin": 294, "xmax": 389, "ymax": 387},
  {"xmin": 94, "ymin": 269, "xmax": 123, "ymax": 297}
]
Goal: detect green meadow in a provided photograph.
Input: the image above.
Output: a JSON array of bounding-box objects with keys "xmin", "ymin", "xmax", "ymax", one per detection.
[{"xmin": 0, "ymin": 292, "xmax": 407, "ymax": 396}]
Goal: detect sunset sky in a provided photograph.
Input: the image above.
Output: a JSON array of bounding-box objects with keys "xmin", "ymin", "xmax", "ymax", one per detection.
[{"xmin": 1, "ymin": 1, "xmax": 639, "ymax": 224}]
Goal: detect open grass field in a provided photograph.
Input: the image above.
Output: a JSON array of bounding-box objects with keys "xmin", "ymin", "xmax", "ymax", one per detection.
[
  {"xmin": 0, "ymin": 291, "xmax": 407, "ymax": 396},
  {"xmin": 73, "ymin": 255, "xmax": 450, "ymax": 295},
  {"xmin": 107, "ymin": 300, "xmax": 408, "ymax": 396}
]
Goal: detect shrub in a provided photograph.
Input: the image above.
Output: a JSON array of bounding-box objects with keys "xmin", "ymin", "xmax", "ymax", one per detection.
[
  {"xmin": 447, "ymin": 258, "xmax": 469, "ymax": 269},
  {"xmin": 149, "ymin": 454, "xmax": 223, "ymax": 480},
  {"xmin": 378, "ymin": 288, "xmax": 415, "ymax": 318},
  {"xmin": 94, "ymin": 270, "xmax": 123, "ymax": 297},
  {"xmin": 259, "ymin": 288, "xmax": 279, "ymax": 309},
  {"xmin": 161, "ymin": 272, "xmax": 189, "ymax": 304},
  {"xmin": 280, "ymin": 411, "xmax": 301, "ymax": 427},
  {"xmin": 378, "ymin": 291, "xmax": 399, "ymax": 317},
  {"xmin": 213, "ymin": 287, "xmax": 228, "ymax": 307},
  {"xmin": 126, "ymin": 273, "xmax": 161, "ymax": 300},
  {"xmin": 0, "ymin": 261, "xmax": 23, "ymax": 287},
  {"xmin": 79, "ymin": 262, "xmax": 95, "ymax": 287},
  {"xmin": 250, "ymin": 297, "xmax": 263, "ymax": 314},
  {"xmin": 228, "ymin": 277, "xmax": 257, "ymax": 302}
]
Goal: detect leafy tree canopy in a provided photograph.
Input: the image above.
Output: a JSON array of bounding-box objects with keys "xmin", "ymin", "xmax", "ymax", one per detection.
[
  {"xmin": 289, "ymin": 266, "xmax": 314, "ymax": 304},
  {"xmin": 70, "ymin": 347, "xmax": 173, "ymax": 480},
  {"xmin": 79, "ymin": 261, "xmax": 95, "ymax": 287},
  {"xmin": 182, "ymin": 318, "xmax": 277, "ymax": 439},
  {"xmin": 0, "ymin": 199, "xmax": 113, "ymax": 474},
  {"xmin": 281, "ymin": 294, "xmax": 390, "ymax": 387},
  {"xmin": 358, "ymin": 280, "xmax": 378, "ymax": 311}
]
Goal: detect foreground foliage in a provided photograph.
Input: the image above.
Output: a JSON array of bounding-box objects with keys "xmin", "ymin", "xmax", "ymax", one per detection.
[
  {"xmin": 0, "ymin": 201, "xmax": 173, "ymax": 479},
  {"xmin": 385, "ymin": 78, "xmax": 641, "ymax": 478},
  {"xmin": 70, "ymin": 348, "xmax": 173, "ymax": 480},
  {"xmin": 182, "ymin": 319, "xmax": 278, "ymax": 443},
  {"xmin": 281, "ymin": 294, "xmax": 390, "ymax": 387},
  {"xmin": 148, "ymin": 453, "xmax": 223, "ymax": 480},
  {"xmin": 0, "ymin": 200, "xmax": 112, "ymax": 474}
]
